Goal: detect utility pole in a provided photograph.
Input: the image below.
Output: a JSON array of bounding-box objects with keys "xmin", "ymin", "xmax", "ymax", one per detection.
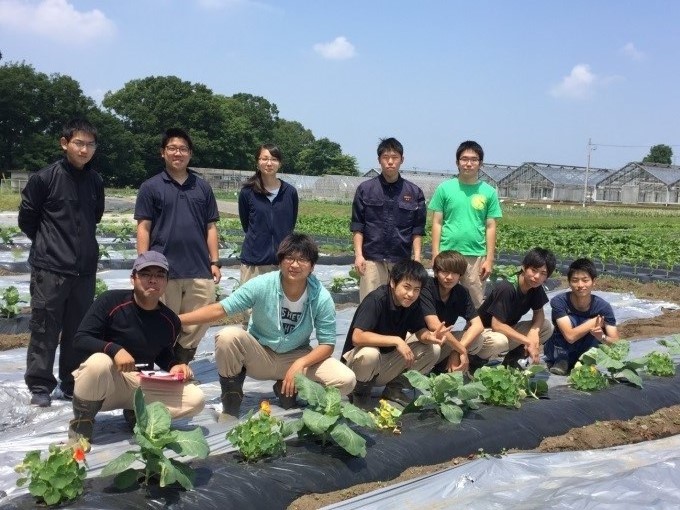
[{"xmin": 582, "ymin": 138, "xmax": 594, "ymax": 207}]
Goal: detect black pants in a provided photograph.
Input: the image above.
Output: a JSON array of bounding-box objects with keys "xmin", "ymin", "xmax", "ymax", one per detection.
[{"xmin": 24, "ymin": 268, "xmax": 95, "ymax": 395}]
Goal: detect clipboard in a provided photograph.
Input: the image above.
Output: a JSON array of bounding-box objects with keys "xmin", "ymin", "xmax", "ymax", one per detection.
[{"xmin": 138, "ymin": 370, "xmax": 185, "ymax": 382}]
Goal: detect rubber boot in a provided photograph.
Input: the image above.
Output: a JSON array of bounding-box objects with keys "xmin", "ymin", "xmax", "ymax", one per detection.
[
  {"xmin": 123, "ymin": 409, "xmax": 137, "ymax": 432},
  {"xmin": 68, "ymin": 396, "xmax": 104, "ymax": 445},
  {"xmin": 381, "ymin": 374, "xmax": 415, "ymax": 407},
  {"xmin": 272, "ymin": 380, "xmax": 298, "ymax": 410},
  {"xmin": 350, "ymin": 377, "xmax": 376, "ymax": 410},
  {"xmin": 468, "ymin": 354, "xmax": 488, "ymax": 375},
  {"xmin": 502, "ymin": 345, "xmax": 525, "ymax": 370},
  {"xmin": 219, "ymin": 369, "xmax": 246, "ymax": 423},
  {"xmin": 174, "ymin": 344, "xmax": 197, "ymax": 364}
]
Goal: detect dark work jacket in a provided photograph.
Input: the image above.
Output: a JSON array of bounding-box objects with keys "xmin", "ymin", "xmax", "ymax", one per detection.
[
  {"xmin": 18, "ymin": 158, "xmax": 105, "ymax": 276},
  {"xmin": 238, "ymin": 180, "xmax": 298, "ymax": 266},
  {"xmin": 350, "ymin": 174, "xmax": 426, "ymax": 262}
]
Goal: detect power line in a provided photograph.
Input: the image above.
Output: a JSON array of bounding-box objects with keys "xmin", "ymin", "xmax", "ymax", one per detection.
[{"xmin": 591, "ymin": 143, "xmax": 680, "ymax": 149}]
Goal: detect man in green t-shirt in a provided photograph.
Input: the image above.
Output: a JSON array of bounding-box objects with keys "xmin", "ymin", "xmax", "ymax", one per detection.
[{"xmin": 429, "ymin": 141, "xmax": 502, "ymax": 307}]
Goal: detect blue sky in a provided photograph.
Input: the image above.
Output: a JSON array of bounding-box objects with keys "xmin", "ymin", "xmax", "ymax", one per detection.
[{"xmin": 1, "ymin": 0, "xmax": 679, "ymax": 172}]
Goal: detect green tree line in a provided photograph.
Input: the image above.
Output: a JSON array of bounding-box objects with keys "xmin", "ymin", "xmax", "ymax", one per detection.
[{"xmin": 0, "ymin": 62, "xmax": 358, "ymax": 187}]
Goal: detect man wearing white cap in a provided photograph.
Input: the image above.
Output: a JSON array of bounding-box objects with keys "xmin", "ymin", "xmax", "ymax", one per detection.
[{"xmin": 67, "ymin": 251, "xmax": 205, "ymax": 444}]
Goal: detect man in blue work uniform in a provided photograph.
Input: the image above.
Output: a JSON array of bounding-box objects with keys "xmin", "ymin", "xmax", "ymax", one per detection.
[{"xmin": 351, "ymin": 137, "xmax": 426, "ymax": 302}]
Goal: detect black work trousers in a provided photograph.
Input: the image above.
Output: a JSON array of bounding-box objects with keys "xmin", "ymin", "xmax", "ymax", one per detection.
[{"xmin": 24, "ymin": 268, "xmax": 95, "ymax": 395}]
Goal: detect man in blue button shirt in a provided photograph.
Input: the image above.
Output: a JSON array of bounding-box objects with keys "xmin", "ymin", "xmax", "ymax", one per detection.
[{"xmin": 351, "ymin": 137, "xmax": 426, "ymax": 302}]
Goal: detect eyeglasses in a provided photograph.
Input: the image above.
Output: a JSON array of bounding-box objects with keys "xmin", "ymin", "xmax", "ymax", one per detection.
[
  {"xmin": 258, "ymin": 158, "xmax": 280, "ymax": 164},
  {"xmin": 70, "ymin": 140, "xmax": 97, "ymax": 150},
  {"xmin": 136, "ymin": 271, "xmax": 168, "ymax": 281},
  {"xmin": 459, "ymin": 157, "xmax": 480, "ymax": 164},
  {"xmin": 282, "ymin": 255, "xmax": 311, "ymax": 266},
  {"xmin": 165, "ymin": 145, "xmax": 191, "ymax": 155}
]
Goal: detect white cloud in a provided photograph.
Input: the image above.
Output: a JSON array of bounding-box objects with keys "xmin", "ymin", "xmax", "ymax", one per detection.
[
  {"xmin": 0, "ymin": 0, "xmax": 115, "ymax": 42},
  {"xmin": 313, "ymin": 36, "xmax": 356, "ymax": 60},
  {"xmin": 621, "ymin": 42, "xmax": 645, "ymax": 61},
  {"xmin": 550, "ymin": 64, "xmax": 597, "ymax": 100}
]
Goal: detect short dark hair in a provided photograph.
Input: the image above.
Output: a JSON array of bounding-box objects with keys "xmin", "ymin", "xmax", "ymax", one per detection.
[
  {"xmin": 276, "ymin": 233, "xmax": 319, "ymax": 266},
  {"xmin": 456, "ymin": 140, "xmax": 484, "ymax": 163},
  {"xmin": 161, "ymin": 128, "xmax": 193, "ymax": 152},
  {"xmin": 61, "ymin": 118, "xmax": 98, "ymax": 143},
  {"xmin": 567, "ymin": 258, "xmax": 598, "ymax": 280},
  {"xmin": 389, "ymin": 259, "xmax": 429, "ymax": 287},
  {"xmin": 433, "ymin": 251, "xmax": 468, "ymax": 276},
  {"xmin": 522, "ymin": 247, "xmax": 556, "ymax": 277},
  {"xmin": 377, "ymin": 137, "xmax": 404, "ymax": 158}
]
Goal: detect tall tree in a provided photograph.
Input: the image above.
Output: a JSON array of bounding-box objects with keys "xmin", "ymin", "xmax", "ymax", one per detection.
[
  {"xmin": 102, "ymin": 76, "xmax": 224, "ymax": 175},
  {"xmin": 272, "ymin": 119, "xmax": 315, "ymax": 174},
  {"xmin": 295, "ymin": 138, "xmax": 358, "ymax": 176},
  {"xmin": 642, "ymin": 144, "xmax": 673, "ymax": 165},
  {"xmin": 0, "ymin": 62, "xmax": 96, "ymax": 172},
  {"xmin": 219, "ymin": 93, "xmax": 280, "ymax": 169}
]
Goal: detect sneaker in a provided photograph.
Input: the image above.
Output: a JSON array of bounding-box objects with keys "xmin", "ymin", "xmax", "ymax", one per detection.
[
  {"xmin": 30, "ymin": 392, "xmax": 52, "ymax": 407},
  {"xmin": 123, "ymin": 409, "xmax": 136, "ymax": 431},
  {"xmin": 549, "ymin": 359, "xmax": 570, "ymax": 376}
]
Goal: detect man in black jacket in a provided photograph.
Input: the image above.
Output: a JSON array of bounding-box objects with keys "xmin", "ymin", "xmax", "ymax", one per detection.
[
  {"xmin": 18, "ymin": 118, "xmax": 105, "ymax": 407},
  {"xmin": 69, "ymin": 251, "xmax": 203, "ymax": 444}
]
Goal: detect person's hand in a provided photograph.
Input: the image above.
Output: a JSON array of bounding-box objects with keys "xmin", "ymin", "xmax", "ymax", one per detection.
[
  {"xmin": 447, "ymin": 351, "xmax": 469, "ymax": 372},
  {"xmin": 423, "ymin": 323, "xmax": 448, "ymax": 345},
  {"xmin": 354, "ymin": 255, "xmax": 366, "ymax": 276},
  {"xmin": 282, "ymin": 359, "xmax": 306, "ymax": 397},
  {"xmin": 396, "ymin": 340, "xmax": 415, "ymax": 368},
  {"xmin": 526, "ymin": 340, "xmax": 540, "ymax": 364},
  {"xmin": 113, "ymin": 349, "xmax": 136, "ymax": 372},
  {"xmin": 169, "ymin": 363, "xmax": 192, "ymax": 381},
  {"xmin": 211, "ymin": 264, "xmax": 222, "ymax": 284},
  {"xmin": 590, "ymin": 316, "xmax": 605, "ymax": 341},
  {"xmin": 480, "ymin": 259, "xmax": 493, "ymax": 281}
]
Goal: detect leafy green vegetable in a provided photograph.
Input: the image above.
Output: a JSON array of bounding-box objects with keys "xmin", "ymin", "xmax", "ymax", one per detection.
[
  {"xmin": 658, "ymin": 336, "xmax": 680, "ymax": 355},
  {"xmin": 578, "ymin": 340, "xmax": 646, "ymax": 388},
  {"xmin": 401, "ymin": 370, "xmax": 487, "ymax": 422},
  {"xmin": 101, "ymin": 388, "xmax": 209, "ymax": 490},
  {"xmin": 227, "ymin": 400, "xmax": 287, "ymax": 462},
  {"xmin": 644, "ymin": 351, "xmax": 676, "ymax": 377},
  {"xmin": 569, "ymin": 363, "xmax": 609, "ymax": 391},
  {"xmin": 287, "ymin": 374, "xmax": 375, "ymax": 457},
  {"xmin": 475, "ymin": 365, "xmax": 548, "ymax": 408},
  {"xmin": 0, "ymin": 286, "xmax": 24, "ymax": 318}
]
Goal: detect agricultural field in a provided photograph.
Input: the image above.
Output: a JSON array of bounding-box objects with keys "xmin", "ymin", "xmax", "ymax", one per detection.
[
  {"xmin": 216, "ymin": 200, "xmax": 680, "ymax": 272},
  {"xmin": 3, "ymin": 190, "xmax": 680, "ymax": 272}
]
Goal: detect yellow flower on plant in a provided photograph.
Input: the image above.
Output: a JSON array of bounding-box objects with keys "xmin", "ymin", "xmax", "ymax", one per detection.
[{"xmin": 260, "ymin": 400, "xmax": 271, "ymax": 415}]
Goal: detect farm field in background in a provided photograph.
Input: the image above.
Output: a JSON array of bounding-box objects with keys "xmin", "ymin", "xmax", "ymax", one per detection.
[
  {"xmin": 219, "ymin": 200, "xmax": 680, "ymax": 272},
  {"xmin": 2, "ymin": 190, "xmax": 680, "ymax": 271}
]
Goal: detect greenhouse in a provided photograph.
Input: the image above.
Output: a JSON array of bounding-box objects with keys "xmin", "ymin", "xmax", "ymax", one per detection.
[
  {"xmin": 167, "ymin": 162, "xmax": 680, "ymax": 206},
  {"xmin": 497, "ymin": 162, "xmax": 611, "ymax": 202},
  {"xmin": 595, "ymin": 162, "xmax": 680, "ymax": 205},
  {"xmin": 479, "ymin": 163, "xmax": 518, "ymax": 198}
]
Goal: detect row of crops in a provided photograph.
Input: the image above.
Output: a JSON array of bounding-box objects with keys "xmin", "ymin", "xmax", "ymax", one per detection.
[{"xmin": 2, "ymin": 201, "xmax": 680, "ymax": 272}]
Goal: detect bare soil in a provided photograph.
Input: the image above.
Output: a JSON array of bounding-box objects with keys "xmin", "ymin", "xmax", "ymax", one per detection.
[{"xmin": 2, "ymin": 274, "xmax": 679, "ymax": 509}]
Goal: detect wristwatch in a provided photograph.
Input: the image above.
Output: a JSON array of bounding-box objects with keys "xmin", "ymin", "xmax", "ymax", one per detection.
[{"xmin": 210, "ymin": 260, "xmax": 222, "ymax": 268}]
